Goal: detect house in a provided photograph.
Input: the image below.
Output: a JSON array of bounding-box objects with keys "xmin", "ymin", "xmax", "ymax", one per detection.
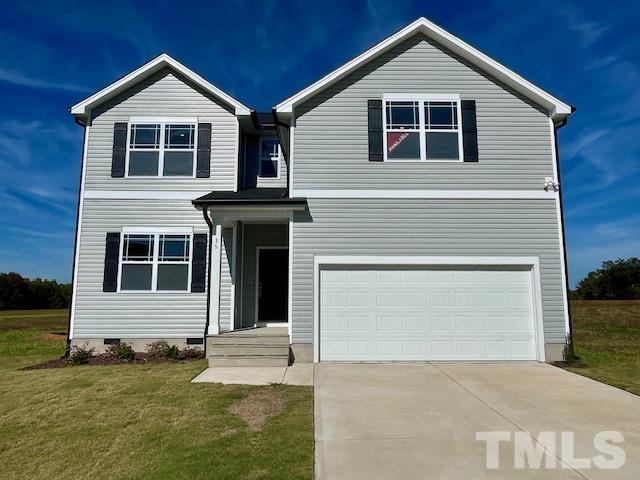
[{"xmin": 67, "ymin": 17, "xmax": 573, "ymax": 365}]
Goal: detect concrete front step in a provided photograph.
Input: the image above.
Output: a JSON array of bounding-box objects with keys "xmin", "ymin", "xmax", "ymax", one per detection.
[
  {"xmin": 208, "ymin": 356, "xmax": 289, "ymax": 367},
  {"xmin": 208, "ymin": 335, "xmax": 290, "ymax": 346},
  {"xmin": 210, "ymin": 345, "xmax": 290, "ymax": 357}
]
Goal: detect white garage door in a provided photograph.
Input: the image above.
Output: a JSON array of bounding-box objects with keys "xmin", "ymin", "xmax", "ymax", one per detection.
[{"xmin": 320, "ymin": 267, "xmax": 538, "ymax": 361}]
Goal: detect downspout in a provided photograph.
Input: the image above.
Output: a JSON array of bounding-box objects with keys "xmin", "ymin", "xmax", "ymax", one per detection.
[
  {"xmin": 271, "ymin": 107, "xmax": 290, "ymax": 196},
  {"xmin": 64, "ymin": 116, "xmax": 88, "ymax": 357},
  {"xmin": 202, "ymin": 205, "xmax": 214, "ymax": 355},
  {"xmin": 554, "ymin": 116, "xmax": 575, "ymax": 356}
]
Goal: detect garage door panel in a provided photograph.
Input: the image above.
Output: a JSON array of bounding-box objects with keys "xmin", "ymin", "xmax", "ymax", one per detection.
[{"xmin": 320, "ymin": 266, "xmax": 537, "ymax": 361}]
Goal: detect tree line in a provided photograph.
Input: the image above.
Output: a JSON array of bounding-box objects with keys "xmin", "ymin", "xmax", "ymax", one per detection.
[
  {"xmin": 572, "ymin": 258, "xmax": 640, "ymax": 300},
  {"xmin": 0, "ymin": 272, "xmax": 71, "ymax": 310}
]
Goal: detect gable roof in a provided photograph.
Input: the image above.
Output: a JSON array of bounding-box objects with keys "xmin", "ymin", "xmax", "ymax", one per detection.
[
  {"xmin": 275, "ymin": 17, "xmax": 573, "ymax": 121},
  {"xmin": 70, "ymin": 53, "xmax": 251, "ymax": 119}
]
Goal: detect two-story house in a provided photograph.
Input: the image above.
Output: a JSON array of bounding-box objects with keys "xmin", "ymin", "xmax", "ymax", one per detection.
[{"xmin": 67, "ymin": 17, "xmax": 573, "ymax": 365}]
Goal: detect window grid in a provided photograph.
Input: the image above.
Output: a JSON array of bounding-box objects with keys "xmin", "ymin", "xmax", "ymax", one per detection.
[
  {"xmin": 119, "ymin": 232, "xmax": 192, "ymax": 292},
  {"xmin": 383, "ymin": 99, "xmax": 463, "ymax": 162},
  {"xmin": 258, "ymin": 137, "xmax": 280, "ymax": 178},
  {"xmin": 127, "ymin": 122, "xmax": 197, "ymax": 177}
]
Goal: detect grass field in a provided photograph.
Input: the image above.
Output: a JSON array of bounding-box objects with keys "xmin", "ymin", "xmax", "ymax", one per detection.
[
  {"xmin": 0, "ymin": 309, "xmax": 313, "ymax": 480},
  {"xmin": 567, "ymin": 300, "xmax": 640, "ymax": 395},
  {"xmin": 1, "ymin": 301, "xmax": 637, "ymax": 478}
]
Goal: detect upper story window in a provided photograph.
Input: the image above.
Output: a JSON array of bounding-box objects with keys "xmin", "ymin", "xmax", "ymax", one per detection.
[
  {"xmin": 383, "ymin": 96, "xmax": 462, "ymax": 162},
  {"xmin": 120, "ymin": 231, "xmax": 191, "ymax": 292},
  {"xmin": 258, "ymin": 137, "xmax": 280, "ymax": 178},
  {"xmin": 127, "ymin": 120, "xmax": 196, "ymax": 177}
]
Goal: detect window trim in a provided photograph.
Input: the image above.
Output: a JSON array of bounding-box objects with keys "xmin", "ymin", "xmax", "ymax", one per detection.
[
  {"xmin": 382, "ymin": 94, "xmax": 463, "ymax": 163},
  {"xmin": 125, "ymin": 117, "xmax": 199, "ymax": 178},
  {"xmin": 117, "ymin": 227, "xmax": 194, "ymax": 294},
  {"xmin": 257, "ymin": 136, "xmax": 281, "ymax": 179}
]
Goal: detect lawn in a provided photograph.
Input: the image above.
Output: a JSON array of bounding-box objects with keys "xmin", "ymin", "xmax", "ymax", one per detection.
[
  {"xmin": 567, "ymin": 300, "xmax": 640, "ymax": 395},
  {"xmin": 0, "ymin": 309, "xmax": 314, "ymax": 480}
]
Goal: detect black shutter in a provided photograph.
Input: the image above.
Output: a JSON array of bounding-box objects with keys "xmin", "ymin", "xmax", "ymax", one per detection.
[
  {"xmin": 461, "ymin": 100, "xmax": 478, "ymax": 162},
  {"xmin": 111, "ymin": 123, "xmax": 127, "ymax": 177},
  {"xmin": 367, "ymin": 100, "xmax": 384, "ymax": 162},
  {"xmin": 191, "ymin": 233, "xmax": 207, "ymax": 292},
  {"xmin": 103, "ymin": 232, "xmax": 121, "ymax": 292},
  {"xmin": 196, "ymin": 123, "xmax": 211, "ymax": 178}
]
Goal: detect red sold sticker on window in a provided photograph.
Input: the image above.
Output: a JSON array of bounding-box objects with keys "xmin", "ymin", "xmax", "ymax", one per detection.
[{"xmin": 387, "ymin": 132, "xmax": 410, "ymax": 153}]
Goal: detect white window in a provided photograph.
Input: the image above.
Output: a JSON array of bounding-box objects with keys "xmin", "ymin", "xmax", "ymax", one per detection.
[
  {"xmin": 383, "ymin": 95, "xmax": 463, "ymax": 162},
  {"xmin": 258, "ymin": 137, "xmax": 280, "ymax": 178},
  {"xmin": 119, "ymin": 230, "xmax": 192, "ymax": 292},
  {"xmin": 127, "ymin": 119, "xmax": 196, "ymax": 177}
]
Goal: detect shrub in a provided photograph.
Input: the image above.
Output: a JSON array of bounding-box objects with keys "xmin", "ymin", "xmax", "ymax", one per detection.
[
  {"xmin": 70, "ymin": 346, "xmax": 94, "ymax": 365},
  {"xmin": 146, "ymin": 340, "xmax": 180, "ymax": 359},
  {"xmin": 563, "ymin": 337, "xmax": 580, "ymax": 365},
  {"xmin": 165, "ymin": 344, "xmax": 180, "ymax": 359},
  {"xmin": 178, "ymin": 347, "xmax": 204, "ymax": 360},
  {"xmin": 108, "ymin": 343, "xmax": 136, "ymax": 362},
  {"xmin": 146, "ymin": 340, "xmax": 170, "ymax": 357}
]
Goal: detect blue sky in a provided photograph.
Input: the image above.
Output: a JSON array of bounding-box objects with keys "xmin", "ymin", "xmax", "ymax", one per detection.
[{"xmin": 0, "ymin": 0, "xmax": 637, "ymax": 286}]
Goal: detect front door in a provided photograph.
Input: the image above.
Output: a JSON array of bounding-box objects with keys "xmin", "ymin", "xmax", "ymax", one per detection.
[{"xmin": 257, "ymin": 248, "xmax": 288, "ymax": 323}]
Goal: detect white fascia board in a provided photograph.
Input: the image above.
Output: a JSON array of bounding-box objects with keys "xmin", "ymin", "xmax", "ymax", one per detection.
[
  {"xmin": 70, "ymin": 54, "xmax": 251, "ymax": 117},
  {"xmin": 275, "ymin": 17, "xmax": 572, "ymax": 119}
]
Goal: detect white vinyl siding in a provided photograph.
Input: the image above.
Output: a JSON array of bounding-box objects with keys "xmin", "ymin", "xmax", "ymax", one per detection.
[
  {"xmin": 219, "ymin": 227, "xmax": 234, "ymax": 332},
  {"xmin": 292, "ymin": 198, "xmax": 566, "ymax": 345},
  {"xmin": 293, "ymin": 33, "xmax": 554, "ymax": 190},
  {"xmin": 72, "ymin": 199, "xmax": 209, "ymax": 338},
  {"xmin": 86, "ymin": 67, "xmax": 237, "ymax": 191}
]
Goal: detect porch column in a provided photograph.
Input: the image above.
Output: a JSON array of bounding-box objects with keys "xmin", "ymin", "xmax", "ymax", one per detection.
[{"xmin": 208, "ymin": 222, "xmax": 223, "ymax": 335}]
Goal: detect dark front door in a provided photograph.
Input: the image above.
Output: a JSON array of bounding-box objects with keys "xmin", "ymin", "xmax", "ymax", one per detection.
[{"xmin": 257, "ymin": 248, "xmax": 288, "ymax": 322}]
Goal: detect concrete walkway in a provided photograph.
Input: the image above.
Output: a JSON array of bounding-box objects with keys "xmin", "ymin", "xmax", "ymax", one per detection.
[
  {"xmin": 191, "ymin": 363, "xmax": 313, "ymax": 386},
  {"xmin": 315, "ymin": 363, "xmax": 640, "ymax": 479}
]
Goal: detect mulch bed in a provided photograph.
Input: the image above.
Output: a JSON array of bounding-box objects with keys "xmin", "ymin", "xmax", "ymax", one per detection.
[{"xmin": 24, "ymin": 352, "xmax": 204, "ymax": 370}]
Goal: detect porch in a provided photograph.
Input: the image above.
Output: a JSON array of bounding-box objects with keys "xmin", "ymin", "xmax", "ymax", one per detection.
[{"xmin": 192, "ymin": 188, "xmax": 307, "ymax": 366}]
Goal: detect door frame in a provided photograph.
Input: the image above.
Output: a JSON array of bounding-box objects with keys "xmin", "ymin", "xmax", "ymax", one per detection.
[
  {"xmin": 313, "ymin": 255, "xmax": 546, "ymax": 363},
  {"xmin": 255, "ymin": 246, "xmax": 289, "ymax": 326}
]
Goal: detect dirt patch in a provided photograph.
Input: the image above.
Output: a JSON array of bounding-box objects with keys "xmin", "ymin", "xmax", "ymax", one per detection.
[
  {"xmin": 23, "ymin": 351, "xmax": 204, "ymax": 370},
  {"xmin": 229, "ymin": 387, "xmax": 286, "ymax": 431}
]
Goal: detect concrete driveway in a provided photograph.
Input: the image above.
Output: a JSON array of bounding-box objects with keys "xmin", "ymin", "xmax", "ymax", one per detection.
[{"xmin": 315, "ymin": 363, "xmax": 640, "ymax": 479}]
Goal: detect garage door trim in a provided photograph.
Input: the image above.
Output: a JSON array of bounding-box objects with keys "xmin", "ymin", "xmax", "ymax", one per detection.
[{"xmin": 313, "ymin": 256, "xmax": 546, "ymax": 363}]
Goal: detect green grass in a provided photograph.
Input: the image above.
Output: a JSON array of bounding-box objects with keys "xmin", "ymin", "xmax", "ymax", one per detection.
[
  {"xmin": 0, "ymin": 309, "xmax": 314, "ymax": 480},
  {"xmin": 567, "ymin": 300, "xmax": 640, "ymax": 395}
]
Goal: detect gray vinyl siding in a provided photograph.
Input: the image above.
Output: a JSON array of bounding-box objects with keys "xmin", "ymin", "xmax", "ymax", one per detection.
[
  {"xmin": 219, "ymin": 227, "xmax": 234, "ymax": 332},
  {"xmin": 72, "ymin": 199, "xmax": 209, "ymax": 338},
  {"xmin": 291, "ymin": 198, "xmax": 566, "ymax": 344},
  {"xmin": 293, "ymin": 33, "xmax": 553, "ymax": 190},
  {"xmin": 87, "ymin": 67, "xmax": 238, "ymax": 191},
  {"xmin": 240, "ymin": 223, "xmax": 288, "ymax": 327},
  {"xmin": 243, "ymin": 134, "xmax": 287, "ymax": 188}
]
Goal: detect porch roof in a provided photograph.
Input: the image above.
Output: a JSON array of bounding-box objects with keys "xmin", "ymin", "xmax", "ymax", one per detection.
[{"xmin": 192, "ymin": 188, "xmax": 307, "ymax": 207}]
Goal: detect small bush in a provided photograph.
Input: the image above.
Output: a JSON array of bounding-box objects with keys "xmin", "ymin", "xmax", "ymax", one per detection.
[
  {"xmin": 178, "ymin": 347, "xmax": 204, "ymax": 360},
  {"xmin": 563, "ymin": 337, "xmax": 580, "ymax": 365},
  {"xmin": 70, "ymin": 346, "xmax": 94, "ymax": 365},
  {"xmin": 108, "ymin": 343, "xmax": 136, "ymax": 362},
  {"xmin": 146, "ymin": 340, "xmax": 180, "ymax": 359},
  {"xmin": 146, "ymin": 340, "xmax": 170, "ymax": 357},
  {"xmin": 165, "ymin": 344, "xmax": 180, "ymax": 359}
]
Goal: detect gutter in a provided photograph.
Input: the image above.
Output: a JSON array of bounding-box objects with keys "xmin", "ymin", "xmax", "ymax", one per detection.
[
  {"xmin": 554, "ymin": 116, "xmax": 575, "ymax": 354},
  {"xmin": 201, "ymin": 206, "xmax": 214, "ymax": 355}
]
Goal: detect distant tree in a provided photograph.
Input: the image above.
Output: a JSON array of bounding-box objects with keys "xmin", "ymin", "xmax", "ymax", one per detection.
[
  {"xmin": 574, "ymin": 258, "xmax": 640, "ymax": 300},
  {"xmin": 0, "ymin": 272, "xmax": 71, "ymax": 310}
]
